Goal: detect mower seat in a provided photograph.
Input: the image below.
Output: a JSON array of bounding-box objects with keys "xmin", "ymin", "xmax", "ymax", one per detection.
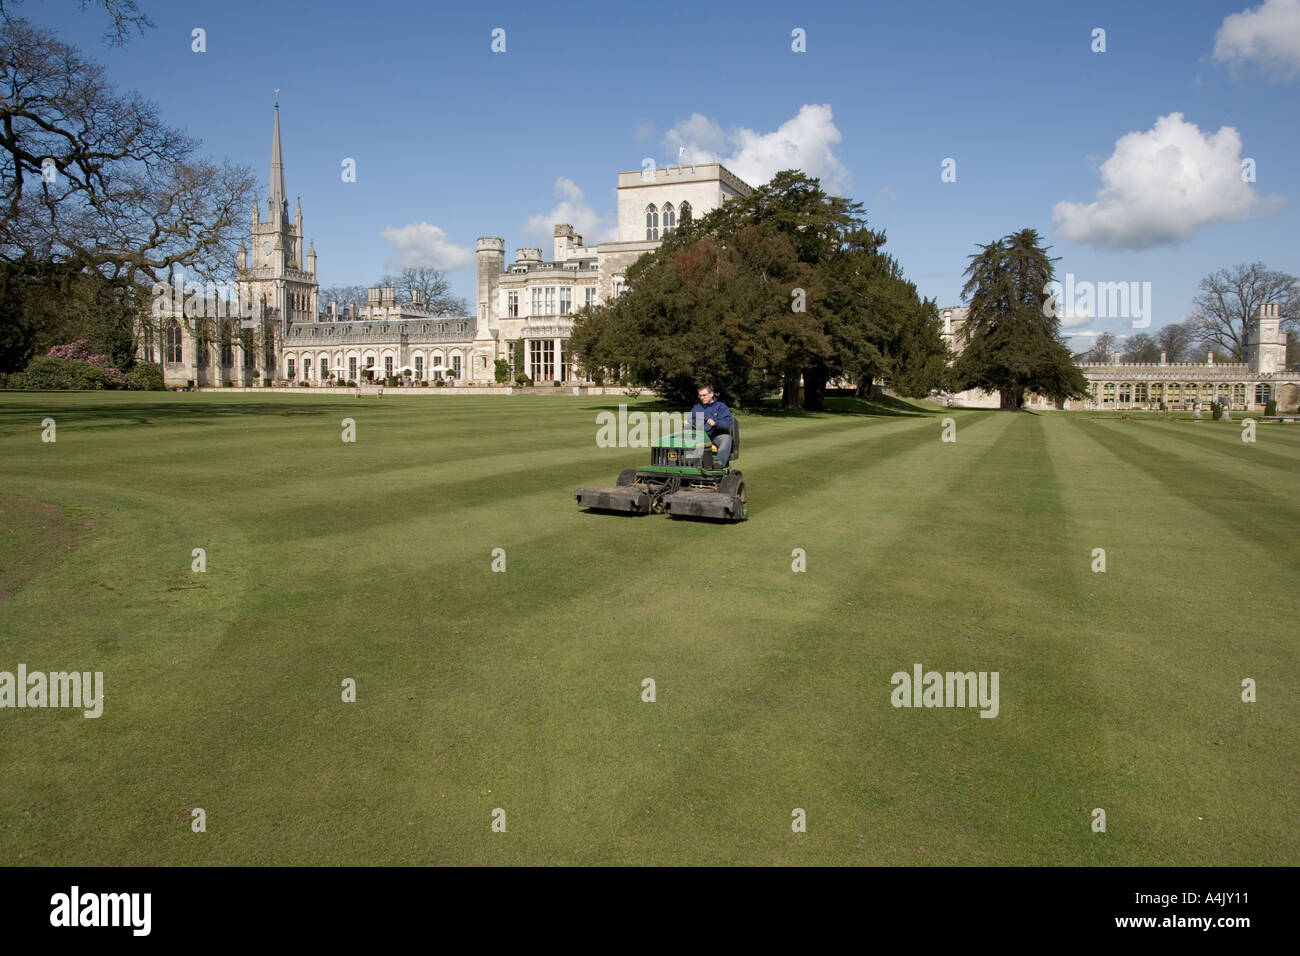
[{"xmin": 710, "ymin": 418, "xmax": 739, "ymax": 463}]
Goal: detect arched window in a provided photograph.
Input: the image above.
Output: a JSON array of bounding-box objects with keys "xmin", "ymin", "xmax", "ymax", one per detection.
[
  {"xmin": 415, "ymin": 355, "xmax": 424, "ymax": 379},
  {"xmin": 645, "ymin": 204, "xmax": 658, "ymax": 241},
  {"xmin": 679, "ymin": 201, "xmax": 692, "ymax": 226},
  {"xmin": 166, "ymin": 320, "xmax": 183, "ymax": 364},
  {"xmin": 220, "ymin": 321, "xmax": 234, "ymax": 367},
  {"xmin": 663, "ymin": 202, "xmax": 675, "ymax": 232}
]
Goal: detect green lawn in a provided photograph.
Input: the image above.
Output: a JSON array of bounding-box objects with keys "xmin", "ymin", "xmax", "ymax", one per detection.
[{"xmin": 0, "ymin": 391, "xmax": 1296, "ymax": 865}]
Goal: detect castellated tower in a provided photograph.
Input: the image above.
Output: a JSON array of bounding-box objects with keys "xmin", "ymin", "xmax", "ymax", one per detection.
[
  {"xmin": 1245, "ymin": 302, "xmax": 1286, "ymax": 374},
  {"xmin": 476, "ymin": 237, "xmax": 505, "ymax": 329}
]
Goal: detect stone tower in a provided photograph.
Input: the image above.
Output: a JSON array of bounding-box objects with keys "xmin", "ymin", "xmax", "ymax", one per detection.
[
  {"xmin": 1244, "ymin": 302, "xmax": 1286, "ymax": 374},
  {"xmin": 476, "ymin": 237, "xmax": 505, "ymax": 330},
  {"xmin": 239, "ymin": 99, "xmax": 318, "ymax": 339}
]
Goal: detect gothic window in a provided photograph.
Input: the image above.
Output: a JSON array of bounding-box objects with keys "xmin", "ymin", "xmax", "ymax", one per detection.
[
  {"xmin": 663, "ymin": 202, "xmax": 675, "ymax": 232},
  {"xmin": 415, "ymin": 356, "xmax": 423, "ymax": 378},
  {"xmin": 242, "ymin": 330, "xmax": 255, "ymax": 369},
  {"xmin": 220, "ymin": 321, "xmax": 234, "ymax": 367},
  {"xmin": 287, "ymin": 357, "xmax": 296, "ymax": 378},
  {"xmin": 166, "ymin": 320, "xmax": 183, "ymax": 363},
  {"xmin": 142, "ymin": 324, "xmax": 155, "ymax": 363},
  {"xmin": 385, "ymin": 356, "xmax": 393, "ymax": 378},
  {"xmin": 679, "ymin": 201, "xmax": 692, "ymax": 226},
  {"xmin": 645, "ymin": 204, "xmax": 658, "ymax": 241}
]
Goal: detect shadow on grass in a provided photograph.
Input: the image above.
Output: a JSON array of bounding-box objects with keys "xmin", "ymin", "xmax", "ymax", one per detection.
[
  {"xmin": 0, "ymin": 399, "xmax": 331, "ymax": 430},
  {"xmin": 574, "ymin": 393, "xmax": 939, "ymax": 418}
]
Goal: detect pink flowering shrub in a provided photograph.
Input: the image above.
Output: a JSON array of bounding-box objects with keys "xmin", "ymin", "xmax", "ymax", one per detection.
[{"xmin": 25, "ymin": 340, "xmax": 133, "ymax": 388}]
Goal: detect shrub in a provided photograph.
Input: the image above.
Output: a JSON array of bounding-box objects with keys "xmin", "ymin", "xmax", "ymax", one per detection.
[
  {"xmin": 514, "ymin": 373, "xmax": 532, "ymax": 386},
  {"xmin": 1265, "ymin": 399, "xmax": 1278, "ymax": 416},
  {"xmin": 20, "ymin": 356, "xmax": 125, "ymax": 390},
  {"xmin": 494, "ymin": 359, "xmax": 509, "ymax": 383},
  {"xmin": 222, "ymin": 380, "xmax": 233, "ymax": 388},
  {"xmin": 128, "ymin": 363, "xmax": 165, "ymax": 391},
  {"xmin": 553, "ymin": 379, "xmax": 563, "ymax": 386}
]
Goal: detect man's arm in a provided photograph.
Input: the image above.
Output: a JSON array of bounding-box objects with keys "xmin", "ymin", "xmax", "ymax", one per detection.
[{"xmin": 711, "ymin": 403, "xmax": 733, "ymax": 430}]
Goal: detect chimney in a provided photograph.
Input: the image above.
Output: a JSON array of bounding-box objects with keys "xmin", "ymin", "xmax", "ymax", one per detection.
[
  {"xmin": 330, "ymin": 300, "xmax": 338, "ymax": 321},
  {"xmin": 1207, "ymin": 351, "xmax": 1214, "ymax": 365},
  {"xmin": 1160, "ymin": 351, "xmax": 1167, "ymax": 365},
  {"xmin": 412, "ymin": 289, "xmax": 423, "ymax": 308},
  {"xmin": 381, "ymin": 285, "xmax": 396, "ymax": 308}
]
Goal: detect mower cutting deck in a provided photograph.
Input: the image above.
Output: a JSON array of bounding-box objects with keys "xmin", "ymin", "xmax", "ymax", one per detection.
[{"xmin": 575, "ymin": 421, "xmax": 747, "ymax": 521}]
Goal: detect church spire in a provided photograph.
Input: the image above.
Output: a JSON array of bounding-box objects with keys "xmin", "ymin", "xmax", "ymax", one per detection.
[{"xmin": 268, "ymin": 92, "xmax": 286, "ymax": 220}]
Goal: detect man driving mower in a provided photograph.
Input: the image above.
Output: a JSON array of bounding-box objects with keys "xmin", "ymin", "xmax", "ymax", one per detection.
[{"xmin": 686, "ymin": 384, "xmax": 733, "ymax": 468}]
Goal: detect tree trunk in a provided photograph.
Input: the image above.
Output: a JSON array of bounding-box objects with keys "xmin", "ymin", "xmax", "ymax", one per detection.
[
  {"xmin": 1000, "ymin": 388, "xmax": 1024, "ymax": 410},
  {"xmin": 802, "ymin": 364, "xmax": 827, "ymax": 411},
  {"xmin": 782, "ymin": 372, "xmax": 801, "ymax": 409},
  {"xmin": 855, "ymin": 373, "xmax": 873, "ymax": 398}
]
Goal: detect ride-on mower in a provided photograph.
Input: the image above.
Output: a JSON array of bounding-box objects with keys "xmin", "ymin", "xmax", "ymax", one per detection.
[{"xmin": 574, "ymin": 418, "xmax": 746, "ymax": 521}]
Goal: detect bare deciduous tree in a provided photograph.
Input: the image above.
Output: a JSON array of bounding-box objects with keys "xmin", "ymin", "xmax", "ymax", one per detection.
[
  {"xmin": 1187, "ymin": 262, "xmax": 1299, "ymax": 359},
  {"xmin": 0, "ymin": 0, "xmax": 153, "ymax": 46},
  {"xmin": 1, "ymin": 19, "xmax": 253, "ymax": 287},
  {"xmin": 1154, "ymin": 320, "xmax": 1197, "ymax": 363},
  {"xmin": 1089, "ymin": 331, "xmax": 1117, "ymax": 364},
  {"xmin": 1120, "ymin": 332, "xmax": 1160, "ymax": 363},
  {"xmin": 379, "ymin": 267, "xmax": 470, "ymax": 314}
]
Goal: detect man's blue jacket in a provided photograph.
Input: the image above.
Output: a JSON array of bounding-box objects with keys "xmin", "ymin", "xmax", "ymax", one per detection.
[{"xmin": 689, "ymin": 399, "xmax": 733, "ymax": 439}]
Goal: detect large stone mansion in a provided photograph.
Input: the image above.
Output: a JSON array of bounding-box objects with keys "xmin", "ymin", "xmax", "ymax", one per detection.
[{"xmin": 142, "ymin": 104, "xmax": 751, "ymax": 388}]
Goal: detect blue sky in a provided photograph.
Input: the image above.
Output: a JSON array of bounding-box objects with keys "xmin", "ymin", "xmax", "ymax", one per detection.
[{"xmin": 20, "ymin": 0, "xmax": 1300, "ymax": 347}]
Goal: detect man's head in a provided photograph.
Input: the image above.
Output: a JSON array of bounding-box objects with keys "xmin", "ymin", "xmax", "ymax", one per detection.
[{"xmin": 697, "ymin": 384, "xmax": 715, "ymax": 404}]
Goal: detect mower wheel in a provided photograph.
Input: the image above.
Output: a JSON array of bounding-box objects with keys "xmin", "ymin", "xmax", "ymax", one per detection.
[{"xmin": 719, "ymin": 472, "xmax": 746, "ymax": 503}]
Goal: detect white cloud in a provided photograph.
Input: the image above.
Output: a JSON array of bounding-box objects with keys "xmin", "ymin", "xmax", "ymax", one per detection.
[
  {"xmin": 380, "ymin": 223, "xmax": 474, "ymax": 270},
  {"xmin": 1052, "ymin": 112, "xmax": 1284, "ymax": 248},
  {"xmin": 662, "ymin": 104, "xmax": 850, "ymax": 192},
  {"xmin": 522, "ymin": 177, "xmax": 616, "ymax": 243},
  {"xmin": 1212, "ymin": 0, "xmax": 1300, "ymax": 79},
  {"xmin": 875, "ymin": 185, "xmax": 898, "ymax": 204}
]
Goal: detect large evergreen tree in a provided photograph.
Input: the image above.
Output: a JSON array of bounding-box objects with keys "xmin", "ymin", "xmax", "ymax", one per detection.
[
  {"xmin": 570, "ymin": 170, "xmax": 947, "ymax": 409},
  {"xmin": 952, "ymin": 229, "xmax": 1087, "ymax": 409}
]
